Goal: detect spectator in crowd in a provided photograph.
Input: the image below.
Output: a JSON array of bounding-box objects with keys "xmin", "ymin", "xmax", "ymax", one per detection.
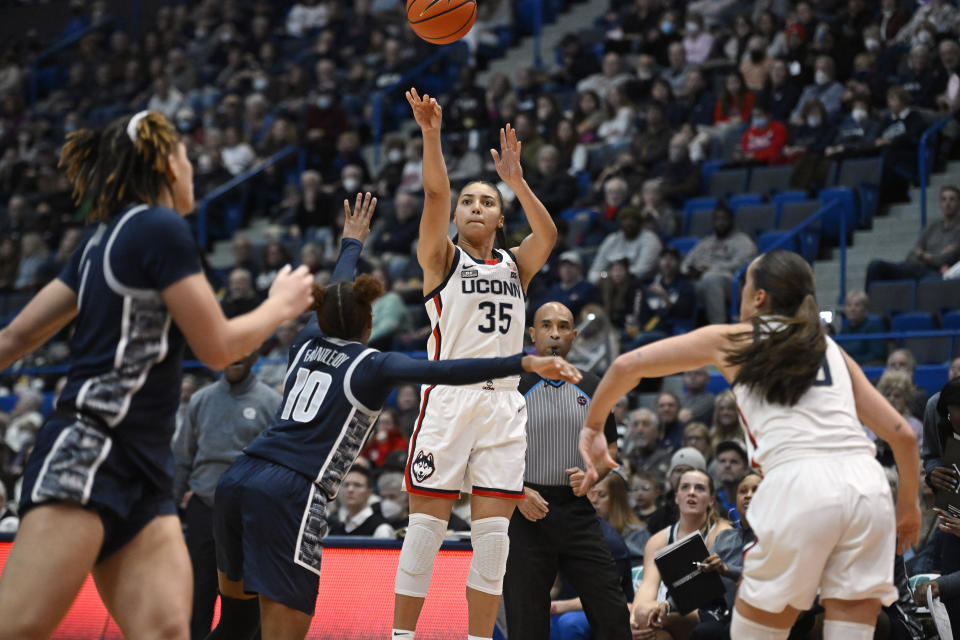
[
  {"xmin": 630, "ymin": 469, "xmax": 670, "ymax": 536},
  {"xmin": 682, "ymin": 14, "xmax": 715, "ymax": 65},
  {"xmin": 597, "ymin": 86, "xmax": 637, "ymax": 145},
  {"xmin": 2, "ymin": 388, "xmax": 43, "ymax": 480},
  {"xmin": 740, "ymin": 36, "xmax": 772, "ymax": 93},
  {"xmin": 885, "ymin": 348, "xmax": 930, "ymax": 420},
  {"xmin": 173, "ymin": 341, "xmax": 281, "ymax": 640},
  {"xmin": 37, "ymin": 227, "xmax": 84, "ymax": 285},
  {"xmin": 680, "ymin": 367, "xmax": 715, "ymax": 426},
  {"xmin": 763, "ymin": 58, "xmax": 802, "ymax": 125},
  {"xmin": 0, "ymin": 237, "xmax": 19, "ymax": 292},
  {"xmin": 256, "ymin": 319, "xmax": 301, "ymax": 390},
  {"xmin": 663, "ymin": 42, "xmax": 693, "ymax": 95},
  {"xmin": 624, "ymin": 246, "xmax": 697, "ymax": 348},
  {"xmin": 712, "ymin": 440, "xmax": 749, "ymax": 527},
  {"xmin": 738, "ymin": 101, "xmax": 788, "ymax": 164},
  {"xmin": 588, "ymin": 207, "xmax": 662, "ymax": 284},
  {"xmin": 537, "ymin": 250, "xmax": 595, "ymax": 321},
  {"xmin": 879, "ymin": 0, "xmax": 909, "ymax": 43},
  {"xmin": 588, "ymin": 469, "xmax": 651, "ymax": 566},
  {"xmin": 329, "ymin": 466, "xmax": 394, "ymax": 538},
  {"xmin": 866, "ymin": 185, "xmax": 960, "ymax": 288},
  {"xmin": 710, "ymin": 389, "xmax": 745, "ymax": 448},
  {"xmin": 786, "ymin": 98, "xmax": 836, "ymax": 189},
  {"xmin": 393, "ymin": 384, "xmax": 421, "ymax": 438},
  {"xmin": 631, "ymin": 100, "xmax": 674, "ymax": 176},
  {"xmin": 876, "ymin": 86, "xmax": 927, "ymax": 202},
  {"xmin": 875, "ymin": 370, "xmax": 924, "ymax": 450},
  {"xmin": 221, "ymin": 125, "xmax": 257, "ymax": 177},
  {"xmin": 825, "ymin": 96, "xmax": 882, "ymax": 159},
  {"xmin": 659, "ymin": 133, "xmax": 702, "ymax": 206},
  {"xmin": 790, "ymin": 55, "xmax": 846, "ymax": 123},
  {"xmin": 624, "ymin": 408, "xmax": 673, "ymax": 476},
  {"xmin": 657, "ymin": 390, "xmax": 684, "ymax": 451},
  {"xmin": 369, "ymin": 267, "xmax": 411, "ymax": 351},
  {"xmin": 715, "ymin": 71, "xmax": 755, "ymax": 125},
  {"xmin": 526, "ymin": 144, "xmax": 578, "ymax": 215},
  {"xmin": 374, "ymin": 471, "xmax": 409, "ymax": 529},
  {"xmin": 893, "ymin": 44, "xmax": 939, "ymax": 110},
  {"xmin": 894, "ymin": 0, "xmax": 960, "ymax": 47},
  {"xmin": 360, "ymin": 409, "xmax": 407, "ymax": 469},
  {"xmin": 682, "ymin": 422, "xmax": 713, "ymax": 466},
  {"xmin": 255, "ymin": 240, "xmax": 292, "ymax": 293},
  {"xmin": 286, "ymin": 0, "xmax": 330, "ymax": 38},
  {"xmin": 836, "ymin": 289, "xmax": 887, "ymax": 366},
  {"xmin": 13, "ymin": 233, "xmax": 49, "ymax": 291},
  {"xmin": 681, "ymin": 204, "xmax": 758, "ymax": 324},
  {"xmin": 223, "ymin": 268, "xmax": 261, "ymax": 316},
  {"xmin": 636, "ymin": 178, "xmax": 679, "ymax": 238},
  {"xmin": 373, "ymin": 191, "xmax": 419, "ymax": 269},
  {"xmin": 146, "ymin": 76, "xmax": 186, "ymax": 121},
  {"xmin": 676, "ymin": 68, "xmax": 716, "ymax": 129},
  {"xmin": 597, "ymin": 259, "xmax": 638, "ymax": 330},
  {"xmin": 577, "ymin": 52, "xmax": 631, "ymax": 97}
]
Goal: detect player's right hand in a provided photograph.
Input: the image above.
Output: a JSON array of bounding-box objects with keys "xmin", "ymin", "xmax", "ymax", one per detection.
[
  {"xmin": 343, "ymin": 191, "xmax": 377, "ymax": 243},
  {"xmin": 518, "ymin": 487, "xmax": 549, "ymax": 521},
  {"xmin": 405, "ymin": 88, "xmax": 442, "ymax": 132},
  {"xmin": 523, "ymin": 355, "xmax": 582, "ymax": 384},
  {"xmin": 268, "ymin": 264, "xmax": 314, "ymax": 320},
  {"xmin": 930, "ymin": 466, "xmax": 958, "ymax": 493},
  {"xmin": 577, "ymin": 428, "xmax": 618, "ymax": 496}
]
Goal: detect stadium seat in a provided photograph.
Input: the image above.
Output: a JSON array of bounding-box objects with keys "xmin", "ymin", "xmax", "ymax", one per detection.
[
  {"xmin": 777, "ymin": 200, "xmax": 822, "ymax": 230},
  {"xmin": 685, "ymin": 208, "xmax": 714, "ymax": 237},
  {"xmin": 890, "ymin": 312, "xmax": 936, "ymax": 332},
  {"xmin": 747, "ymin": 165, "xmax": 793, "ymax": 196},
  {"xmin": 916, "ymin": 280, "xmax": 960, "ymax": 315},
  {"xmin": 728, "ymin": 193, "xmax": 764, "ymax": 211},
  {"xmin": 707, "ymin": 168, "xmax": 749, "ymax": 199},
  {"xmin": 757, "ymin": 231, "xmax": 798, "ymax": 253},
  {"xmin": 771, "ymin": 190, "xmax": 808, "ymax": 217},
  {"xmin": 943, "ymin": 310, "xmax": 960, "ymax": 329},
  {"xmin": 867, "ymin": 280, "xmax": 916, "ymax": 317},
  {"xmin": 683, "ymin": 196, "xmax": 718, "ymax": 218},
  {"xmin": 835, "ymin": 156, "xmax": 884, "ymax": 189},
  {"xmin": 668, "ymin": 236, "xmax": 699, "ymax": 255},
  {"xmin": 734, "ymin": 204, "xmax": 776, "ymax": 239},
  {"xmin": 817, "ymin": 187, "xmax": 859, "ymax": 239},
  {"xmin": 891, "ymin": 312, "xmax": 946, "ymax": 364}
]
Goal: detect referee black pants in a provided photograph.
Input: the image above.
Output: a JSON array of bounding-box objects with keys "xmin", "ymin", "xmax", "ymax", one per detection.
[{"xmin": 503, "ymin": 484, "xmax": 631, "ymax": 640}]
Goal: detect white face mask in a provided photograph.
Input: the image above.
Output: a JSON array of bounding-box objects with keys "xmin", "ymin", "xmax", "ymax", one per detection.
[
  {"xmin": 686, "ymin": 22, "xmax": 699, "ymax": 33},
  {"xmin": 342, "ymin": 178, "xmax": 360, "ymax": 192},
  {"xmin": 864, "ymin": 38, "xmax": 881, "ymax": 52},
  {"xmin": 814, "ymin": 69, "xmax": 830, "ymax": 85},
  {"xmin": 387, "ymin": 148, "xmax": 404, "ymax": 163},
  {"xmin": 806, "ymin": 115, "xmax": 822, "ymax": 127},
  {"xmin": 852, "ymin": 108, "xmax": 868, "ymax": 123},
  {"xmin": 380, "ymin": 499, "xmax": 403, "ymax": 521},
  {"xmin": 753, "ymin": 116, "xmax": 768, "ymax": 128}
]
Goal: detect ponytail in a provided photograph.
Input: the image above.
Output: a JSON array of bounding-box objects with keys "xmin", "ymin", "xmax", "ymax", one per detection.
[
  {"xmin": 725, "ymin": 251, "xmax": 825, "ymax": 406},
  {"xmin": 59, "ymin": 110, "xmax": 180, "ymax": 222},
  {"xmin": 311, "ymin": 275, "xmax": 385, "ymax": 340}
]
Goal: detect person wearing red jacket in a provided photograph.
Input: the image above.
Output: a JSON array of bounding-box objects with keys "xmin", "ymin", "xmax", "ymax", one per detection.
[{"xmin": 739, "ymin": 103, "xmax": 787, "ymax": 164}]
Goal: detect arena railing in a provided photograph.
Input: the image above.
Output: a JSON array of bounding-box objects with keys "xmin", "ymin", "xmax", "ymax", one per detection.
[
  {"xmin": 919, "ymin": 114, "xmax": 954, "ymax": 229},
  {"xmin": 729, "ymin": 200, "xmax": 847, "ymax": 315},
  {"xmin": 370, "ymin": 42, "xmax": 469, "ymax": 165},
  {"xmin": 195, "ymin": 144, "xmax": 304, "ymax": 249},
  {"xmin": 29, "ymin": 18, "xmax": 115, "ymax": 105}
]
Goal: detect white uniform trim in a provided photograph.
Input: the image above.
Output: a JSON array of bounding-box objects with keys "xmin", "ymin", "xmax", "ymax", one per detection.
[{"xmin": 102, "ymin": 205, "xmax": 154, "ymax": 299}]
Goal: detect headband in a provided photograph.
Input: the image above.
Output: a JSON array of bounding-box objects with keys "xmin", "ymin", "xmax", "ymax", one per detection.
[{"xmin": 127, "ymin": 110, "xmax": 149, "ymax": 143}]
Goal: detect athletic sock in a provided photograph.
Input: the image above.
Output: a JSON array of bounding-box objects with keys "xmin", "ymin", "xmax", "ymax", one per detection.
[
  {"xmin": 204, "ymin": 595, "xmax": 260, "ymax": 640},
  {"xmin": 729, "ymin": 608, "xmax": 790, "ymax": 640},
  {"xmin": 823, "ymin": 619, "xmax": 874, "ymax": 640},
  {"xmin": 391, "ymin": 629, "xmax": 415, "ymax": 638}
]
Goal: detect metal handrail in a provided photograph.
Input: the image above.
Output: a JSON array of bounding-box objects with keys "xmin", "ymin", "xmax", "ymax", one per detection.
[
  {"xmin": 195, "ymin": 145, "xmax": 302, "ymax": 248},
  {"xmin": 919, "ymin": 115, "xmax": 953, "ymax": 228},
  {"xmin": 730, "ymin": 200, "xmax": 845, "ymax": 316},
  {"xmin": 29, "ymin": 18, "xmax": 115, "ymax": 104},
  {"xmin": 370, "ymin": 41, "xmax": 469, "ymax": 165}
]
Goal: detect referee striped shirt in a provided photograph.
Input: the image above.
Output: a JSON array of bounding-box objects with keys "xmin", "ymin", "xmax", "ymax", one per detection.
[{"xmin": 519, "ymin": 370, "xmax": 618, "ymax": 487}]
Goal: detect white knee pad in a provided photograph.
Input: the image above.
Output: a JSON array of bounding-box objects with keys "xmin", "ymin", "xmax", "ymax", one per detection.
[
  {"xmin": 730, "ymin": 609, "xmax": 790, "ymax": 640},
  {"xmin": 466, "ymin": 517, "xmax": 510, "ymax": 595},
  {"xmin": 823, "ymin": 619, "xmax": 874, "ymax": 640},
  {"xmin": 395, "ymin": 513, "xmax": 446, "ymax": 598}
]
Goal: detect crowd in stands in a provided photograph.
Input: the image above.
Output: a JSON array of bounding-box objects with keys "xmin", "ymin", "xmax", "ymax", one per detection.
[{"xmin": 4, "ymin": 0, "xmax": 960, "ymax": 634}]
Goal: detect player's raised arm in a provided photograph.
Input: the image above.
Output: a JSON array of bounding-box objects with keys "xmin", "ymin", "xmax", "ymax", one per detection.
[
  {"xmin": 406, "ymin": 88, "xmax": 453, "ymax": 278},
  {"xmin": 494, "ymin": 124, "xmax": 557, "ymax": 289}
]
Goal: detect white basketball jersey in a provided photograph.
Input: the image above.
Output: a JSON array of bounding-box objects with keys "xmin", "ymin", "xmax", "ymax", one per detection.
[
  {"xmin": 425, "ymin": 247, "xmax": 525, "ymax": 388},
  {"xmin": 733, "ymin": 335, "xmax": 876, "ymax": 471}
]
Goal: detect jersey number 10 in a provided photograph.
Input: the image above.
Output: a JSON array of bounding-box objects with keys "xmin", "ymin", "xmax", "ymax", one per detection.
[
  {"xmin": 281, "ymin": 368, "xmax": 333, "ymax": 422},
  {"xmin": 478, "ymin": 302, "xmax": 513, "ymax": 335}
]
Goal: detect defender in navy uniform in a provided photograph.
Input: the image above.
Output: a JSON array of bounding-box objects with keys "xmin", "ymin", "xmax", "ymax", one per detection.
[
  {"xmin": 208, "ymin": 212, "xmax": 580, "ymax": 639},
  {"xmin": 0, "ymin": 111, "xmax": 315, "ymax": 640}
]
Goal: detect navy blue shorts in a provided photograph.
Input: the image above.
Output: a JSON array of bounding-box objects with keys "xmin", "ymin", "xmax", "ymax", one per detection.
[
  {"xmin": 213, "ymin": 454, "xmax": 330, "ymax": 615},
  {"xmin": 19, "ymin": 413, "xmax": 176, "ymax": 563}
]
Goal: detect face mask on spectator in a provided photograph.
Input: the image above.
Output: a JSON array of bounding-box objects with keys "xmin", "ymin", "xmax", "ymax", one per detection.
[
  {"xmin": 753, "ymin": 115, "xmax": 768, "ymax": 128},
  {"xmin": 253, "ymin": 77, "xmax": 268, "ymax": 91},
  {"xmin": 814, "ymin": 69, "xmax": 830, "ymax": 85},
  {"xmin": 852, "ymin": 107, "xmax": 868, "ymax": 123},
  {"xmin": 806, "ymin": 114, "xmax": 822, "ymax": 127},
  {"xmin": 388, "ymin": 148, "xmax": 404, "ymax": 163},
  {"xmin": 686, "ymin": 22, "xmax": 699, "ymax": 34},
  {"xmin": 864, "ymin": 38, "xmax": 881, "ymax": 52},
  {"xmin": 317, "ymin": 95, "xmax": 332, "ymax": 109},
  {"xmin": 917, "ymin": 31, "xmax": 934, "ymax": 46},
  {"xmin": 661, "ymin": 21, "xmax": 674, "ymax": 34},
  {"xmin": 343, "ymin": 178, "xmax": 361, "ymax": 192},
  {"xmin": 380, "ymin": 499, "xmax": 403, "ymax": 521}
]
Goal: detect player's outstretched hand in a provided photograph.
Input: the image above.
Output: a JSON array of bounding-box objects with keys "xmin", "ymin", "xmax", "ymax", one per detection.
[
  {"xmin": 522, "ymin": 354, "xmax": 582, "ymax": 383},
  {"xmin": 490, "ymin": 123, "xmax": 523, "ymax": 187},
  {"xmin": 268, "ymin": 264, "xmax": 315, "ymax": 320},
  {"xmin": 896, "ymin": 497, "xmax": 921, "ymax": 553},
  {"xmin": 406, "ymin": 88, "xmax": 442, "ymax": 133},
  {"xmin": 576, "ymin": 427, "xmax": 618, "ymax": 496},
  {"xmin": 343, "ymin": 192, "xmax": 377, "ymax": 243}
]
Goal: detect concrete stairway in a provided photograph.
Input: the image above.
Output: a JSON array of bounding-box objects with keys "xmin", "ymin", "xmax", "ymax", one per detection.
[{"xmin": 813, "ymin": 160, "xmax": 960, "ymax": 311}]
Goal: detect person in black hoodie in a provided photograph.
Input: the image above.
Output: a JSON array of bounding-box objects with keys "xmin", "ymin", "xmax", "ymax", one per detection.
[{"xmin": 875, "ymin": 86, "xmax": 927, "ymax": 202}]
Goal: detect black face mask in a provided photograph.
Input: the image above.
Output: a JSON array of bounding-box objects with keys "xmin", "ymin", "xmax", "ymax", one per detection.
[{"xmin": 750, "ymin": 49, "xmax": 765, "ymax": 64}]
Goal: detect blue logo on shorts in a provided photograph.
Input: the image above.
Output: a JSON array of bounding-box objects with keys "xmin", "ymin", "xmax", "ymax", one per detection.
[{"xmin": 411, "ymin": 450, "xmax": 436, "ymax": 483}]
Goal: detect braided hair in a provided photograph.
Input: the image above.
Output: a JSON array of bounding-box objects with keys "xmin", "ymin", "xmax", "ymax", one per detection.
[{"xmin": 310, "ymin": 275, "xmax": 385, "ymax": 341}]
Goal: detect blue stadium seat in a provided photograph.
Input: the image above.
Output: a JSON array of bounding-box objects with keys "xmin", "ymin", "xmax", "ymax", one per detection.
[
  {"xmin": 818, "ymin": 187, "xmax": 859, "ymax": 238},
  {"xmin": 916, "ymin": 280, "xmax": 960, "ymax": 315},
  {"xmin": 707, "ymin": 168, "xmax": 749, "ymax": 199},
  {"xmin": 943, "ymin": 310, "xmax": 960, "ymax": 329},
  {"xmin": 734, "ymin": 204, "xmax": 776, "ymax": 239},
  {"xmin": 683, "ymin": 196, "xmax": 717, "ymax": 218},
  {"xmin": 867, "ymin": 280, "xmax": 916, "ymax": 318},
  {"xmin": 776, "ymin": 200, "xmax": 821, "ymax": 230},
  {"xmin": 747, "ymin": 165, "xmax": 793, "ymax": 196},
  {"xmin": 685, "ymin": 208, "xmax": 714, "ymax": 237},
  {"xmin": 728, "ymin": 193, "xmax": 764, "ymax": 211},
  {"xmin": 668, "ymin": 236, "xmax": 699, "ymax": 255},
  {"xmin": 772, "ymin": 191, "xmax": 808, "ymax": 217},
  {"xmin": 757, "ymin": 231, "xmax": 798, "ymax": 253},
  {"xmin": 890, "ymin": 312, "xmax": 936, "ymax": 332}
]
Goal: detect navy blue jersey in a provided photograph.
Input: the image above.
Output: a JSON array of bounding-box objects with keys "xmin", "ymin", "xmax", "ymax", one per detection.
[
  {"xmin": 244, "ymin": 325, "xmax": 528, "ymax": 500},
  {"xmin": 56, "ymin": 204, "xmax": 202, "ymax": 488}
]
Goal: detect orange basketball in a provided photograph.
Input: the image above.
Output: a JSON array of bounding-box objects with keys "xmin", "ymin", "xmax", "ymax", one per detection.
[{"xmin": 407, "ymin": 0, "xmax": 477, "ymax": 45}]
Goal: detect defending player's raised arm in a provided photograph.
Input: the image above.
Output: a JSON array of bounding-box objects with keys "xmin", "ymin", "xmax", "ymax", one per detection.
[
  {"xmin": 493, "ymin": 124, "xmax": 557, "ymax": 289},
  {"xmin": 0, "ymin": 279, "xmax": 77, "ymax": 371},
  {"xmin": 841, "ymin": 349, "xmax": 921, "ymax": 554},
  {"xmin": 331, "ymin": 192, "xmax": 377, "ymax": 284},
  {"xmin": 406, "ymin": 88, "xmax": 453, "ymax": 276}
]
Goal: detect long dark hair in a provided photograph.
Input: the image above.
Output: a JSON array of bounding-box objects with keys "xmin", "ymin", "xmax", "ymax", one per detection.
[
  {"xmin": 310, "ymin": 275, "xmax": 384, "ymax": 341},
  {"xmin": 725, "ymin": 250, "xmax": 825, "ymax": 406},
  {"xmin": 936, "ymin": 378, "xmax": 960, "ymax": 450},
  {"xmin": 59, "ymin": 111, "xmax": 180, "ymax": 221},
  {"xmin": 453, "ymin": 180, "xmax": 508, "ymax": 250}
]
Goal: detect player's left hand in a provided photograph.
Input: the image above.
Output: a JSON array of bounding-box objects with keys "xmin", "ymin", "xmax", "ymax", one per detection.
[
  {"xmin": 342, "ymin": 191, "xmax": 377, "ymax": 243},
  {"xmin": 577, "ymin": 428, "xmax": 617, "ymax": 496},
  {"xmin": 895, "ymin": 496, "xmax": 921, "ymax": 552},
  {"xmin": 491, "ymin": 124, "xmax": 523, "ymax": 187}
]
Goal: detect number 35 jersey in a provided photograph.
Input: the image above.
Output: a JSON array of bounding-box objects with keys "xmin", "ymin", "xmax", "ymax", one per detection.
[{"xmin": 425, "ymin": 247, "xmax": 525, "ymax": 388}]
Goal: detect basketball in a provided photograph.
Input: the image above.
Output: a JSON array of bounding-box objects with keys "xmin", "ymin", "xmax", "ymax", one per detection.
[{"xmin": 407, "ymin": 0, "xmax": 477, "ymax": 45}]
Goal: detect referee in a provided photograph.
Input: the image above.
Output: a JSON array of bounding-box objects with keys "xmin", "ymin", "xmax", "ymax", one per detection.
[{"xmin": 503, "ymin": 301, "xmax": 631, "ymax": 639}]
